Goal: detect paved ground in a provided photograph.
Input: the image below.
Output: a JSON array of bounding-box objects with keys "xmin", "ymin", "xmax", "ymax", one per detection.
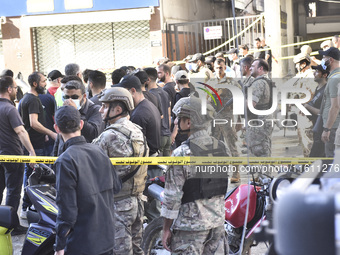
[{"xmin": 5, "ymin": 126, "xmax": 302, "ymax": 254}]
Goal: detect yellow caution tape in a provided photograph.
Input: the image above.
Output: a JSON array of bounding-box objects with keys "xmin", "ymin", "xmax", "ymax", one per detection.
[{"xmin": 0, "ymin": 155, "xmax": 333, "ymax": 165}]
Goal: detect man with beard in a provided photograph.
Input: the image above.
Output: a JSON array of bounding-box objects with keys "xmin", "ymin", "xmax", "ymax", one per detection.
[
  {"xmin": 318, "ymin": 47, "xmax": 340, "ymax": 156},
  {"xmin": 0, "ymin": 76, "xmax": 36, "ymax": 235},
  {"xmin": 19, "ymin": 71, "xmax": 57, "ymax": 218},
  {"xmin": 157, "ymin": 64, "xmax": 176, "ymax": 111}
]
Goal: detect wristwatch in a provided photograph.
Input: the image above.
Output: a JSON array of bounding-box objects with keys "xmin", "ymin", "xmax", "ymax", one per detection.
[{"xmin": 323, "ymin": 127, "xmax": 330, "ymax": 132}]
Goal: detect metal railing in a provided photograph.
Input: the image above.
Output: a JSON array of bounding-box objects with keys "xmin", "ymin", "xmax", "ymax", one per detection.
[{"xmin": 166, "ymin": 15, "xmax": 264, "ymax": 60}]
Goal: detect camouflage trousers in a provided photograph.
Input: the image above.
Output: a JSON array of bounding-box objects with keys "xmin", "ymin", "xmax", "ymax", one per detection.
[
  {"xmin": 170, "ymin": 226, "xmax": 227, "ymax": 255},
  {"xmin": 114, "ymin": 195, "xmax": 144, "ymax": 255},
  {"xmin": 247, "ymin": 120, "xmax": 273, "ymax": 157}
]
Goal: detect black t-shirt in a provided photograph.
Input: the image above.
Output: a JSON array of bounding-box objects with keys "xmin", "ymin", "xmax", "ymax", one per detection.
[
  {"xmin": 39, "ymin": 94, "xmax": 56, "ymax": 147},
  {"xmin": 308, "ymin": 85, "xmax": 326, "ymax": 125},
  {"xmin": 0, "ymin": 98, "xmax": 24, "ymax": 155},
  {"xmin": 89, "ymin": 94, "xmax": 102, "ymax": 106},
  {"xmin": 263, "ymin": 45, "xmax": 272, "ymax": 71},
  {"xmin": 143, "ymin": 91, "xmax": 163, "ymax": 116},
  {"xmin": 19, "ymin": 93, "xmax": 46, "ymax": 149},
  {"xmin": 149, "ymin": 87, "xmax": 171, "ymax": 136},
  {"xmin": 254, "ymin": 47, "xmax": 265, "ymax": 60},
  {"xmin": 175, "ymin": 87, "xmax": 191, "ymax": 103},
  {"xmin": 163, "ymin": 82, "xmax": 176, "ymax": 110},
  {"xmin": 131, "ymin": 99, "xmax": 161, "ymax": 155}
]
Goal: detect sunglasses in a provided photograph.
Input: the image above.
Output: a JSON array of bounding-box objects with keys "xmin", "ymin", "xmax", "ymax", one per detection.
[{"xmin": 63, "ymin": 95, "xmax": 81, "ymax": 100}]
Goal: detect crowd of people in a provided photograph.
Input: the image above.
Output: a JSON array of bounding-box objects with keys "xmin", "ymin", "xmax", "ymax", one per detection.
[{"xmin": 0, "ymin": 34, "xmax": 339, "ymax": 254}]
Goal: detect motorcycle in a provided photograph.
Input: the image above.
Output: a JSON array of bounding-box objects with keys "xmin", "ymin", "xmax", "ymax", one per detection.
[
  {"xmin": 0, "ymin": 205, "xmax": 19, "ymax": 255},
  {"xmin": 21, "ymin": 163, "xmax": 57, "ymax": 255},
  {"xmin": 141, "ymin": 174, "xmax": 275, "ymax": 255}
]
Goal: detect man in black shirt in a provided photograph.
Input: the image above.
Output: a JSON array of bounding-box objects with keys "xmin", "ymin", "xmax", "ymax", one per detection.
[
  {"xmin": 19, "ymin": 72, "xmax": 57, "ymax": 218},
  {"xmin": 145, "ymin": 68, "xmax": 171, "ymax": 156},
  {"xmin": 53, "ymin": 106, "xmax": 121, "ymax": 255},
  {"xmin": 88, "ymin": 70, "xmax": 106, "ymax": 106},
  {"xmin": 157, "ymin": 64, "xmax": 176, "ymax": 110},
  {"xmin": 0, "ymin": 76, "xmax": 36, "ymax": 235},
  {"xmin": 304, "ymin": 65, "xmax": 328, "ymax": 157},
  {"xmin": 134, "ymin": 70, "xmax": 163, "ymax": 117},
  {"xmin": 117, "ymin": 75, "xmax": 161, "ymax": 156},
  {"xmin": 254, "ymin": 38, "xmax": 265, "ymax": 60}
]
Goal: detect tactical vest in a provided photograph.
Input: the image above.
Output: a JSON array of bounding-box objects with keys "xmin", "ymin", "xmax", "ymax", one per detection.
[
  {"xmin": 246, "ymin": 77, "xmax": 275, "ymax": 120},
  {"xmin": 181, "ymin": 137, "xmax": 229, "ymax": 204},
  {"xmin": 106, "ymin": 123, "xmax": 149, "ymax": 200}
]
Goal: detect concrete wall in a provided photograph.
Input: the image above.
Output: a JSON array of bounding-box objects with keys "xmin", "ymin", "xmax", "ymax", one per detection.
[
  {"xmin": 1, "ymin": 17, "xmax": 34, "ymax": 81},
  {"xmin": 160, "ymin": 0, "xmax": 232, "ymax": 26}
]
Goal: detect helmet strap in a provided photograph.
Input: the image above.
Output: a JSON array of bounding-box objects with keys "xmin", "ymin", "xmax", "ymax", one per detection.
[
  {"xmin": 177, "ymin": 117, "xmax": 191, "ymax": 135},
  {"xmin": 104, "ymin": 103, "xmax": 127, "ymax": 126}
]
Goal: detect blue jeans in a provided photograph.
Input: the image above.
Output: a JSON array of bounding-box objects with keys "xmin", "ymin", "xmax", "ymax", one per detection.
[
  {"xmin": 0, "ymin": 162, "xmax": 25, "ymax": 213},
  {"xmin": 22, "ymin": 148, "xmax": 44, "ymax": 210}
]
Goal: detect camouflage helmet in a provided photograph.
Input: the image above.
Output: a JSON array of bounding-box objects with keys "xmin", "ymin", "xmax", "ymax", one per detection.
[
  {"xmin": 293, "ymin": 53, "xmax": 311, "ymax": 64},
  {"xmin": 172, "ymin": 96, "xmax": 215, "ymax": 129},
  {"xmin": 99, "ymin": 87, "xmax": 134, "ymax": 111}
]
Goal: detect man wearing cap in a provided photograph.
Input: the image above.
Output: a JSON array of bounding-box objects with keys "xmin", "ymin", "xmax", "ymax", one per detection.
[
  {"xmin": 170, "ymin": 70, "xmax": 192, "ymax": 148},
  {"xmin": 62, "ymin": 79, "xmax": 103, "ymax": 143},
  {"xmin": 92, "ymin": 87, "xmax": 148, "ymax": 255},
  {"xmin": 53, "ymin": 106, "xmax": 121, "ymax": 255},
  {"xmin": 117, "ymin": 75, "xmax": 161, "ymax": 157},
  {"xmin": 317, "ymin": 47, "xmax": 340, "ymax": 155},
  {"xmin": 304, "ymin": 65, "xmax": 328, "ymax": 157},
  {"xmin": 227, "ymin": 48, "xmax": 241, "ymax": 78},
  {"xmin": 188, "ymin": 53, "xmax": 214, "ymax": 83},
  {"xmin": 47, "ymin": 70, "xmax": 63, "ymax": 97}
]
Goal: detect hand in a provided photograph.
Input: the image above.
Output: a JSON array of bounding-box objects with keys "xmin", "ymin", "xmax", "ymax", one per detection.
[
  {"xmin": 321, "ymin": 130, "xmax": 330, "ymax": 143},
  {"xmin": 55, "ymin": 250, "xmax": 64, "ymax": 255},
  {"xmin": 63, "ymin": 99, "xmax": 77, "ymax": 109},
  {"xmin": 50, "ymin": 132, "xmax": 58, "ymax": 141},
  {"xmin": 45, "ymin": 135, "xmax": 49, "ymax": 142},
  {"xmin": 162, "ymin": 229, "xmax": 172, "ymax": 252},
  {"xmin": 170, "ymin": 133, "xmax": 176, "ymax": 145},
  {"xmin": 29, "ymin": 151, "xmax": 36, "ymax": 169}
]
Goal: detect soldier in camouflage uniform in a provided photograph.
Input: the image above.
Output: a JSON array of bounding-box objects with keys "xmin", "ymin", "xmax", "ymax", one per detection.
[
  {"xmin": 92, "ymin": 87, "xmax": 149, "ymax": 255},
  {"xmin": 212, "ymin": 58, "xmax": 241, "ymax": 182},
  {"xmin": 161, "ymin": 97, "xmax": 229, "ymax": 255},
  {"xmin": 284, "ymin": 53, "xmax": 317, "ymax": 156},
  {"xmin": 247, "ymin": 59, "xmax": 274, "ymax": 157}
]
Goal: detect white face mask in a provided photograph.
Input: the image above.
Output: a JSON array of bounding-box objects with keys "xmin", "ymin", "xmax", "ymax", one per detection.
[
  {"xmin": 185, "ymin": 63, "xmax": 192, "ymax": 71},
  {"xmin": 228, "ymin": 55, "xmax": 233, "ymax": 61},
  {"xmin": 72, "ymin": 99, "xmax": 81, "ymax": 110},
  {"xmin": 191, "ymin": 63, "xmax": 198, "ymax": 72}
]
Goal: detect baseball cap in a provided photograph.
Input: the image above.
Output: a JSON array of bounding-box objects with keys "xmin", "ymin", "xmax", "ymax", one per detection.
[
  {"xmin": 226, "ymin": 48, "xmax": 239, "ymax": 54},
  {"xmin": 182, "ymin": 55, "xmax": 193, "ymax": 62},
  {"xmin": 189, "ymin": 53, "xmax": 205, "ymax": 63},
  {"xmin": 319, "ymin": 47, "xmax": 340, "ymax": 61},
  {"xmin": 174, "ymin": 70, "xmax": 189, "ymax": 81},
  {"xmin": 312, "ymin": 65, "xmax": 330, "ymax": 74},
  {"xmin": 48, "ymin": 70, "xmax": 64, "ymax": 81},
  {"xmin": 0, "ymin": 69, "xmax": 14, "ymax": 78},
  {"xmin": 115, "ymin": 75, "xmax": 142, "ymax": 91},
  {"xmin": 55, "ymin": 106, "xmax": 81, "ymax": 132},
  {"xmin": 205, "ymin": 56, "xmax": 216, "ymax": 64}
]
